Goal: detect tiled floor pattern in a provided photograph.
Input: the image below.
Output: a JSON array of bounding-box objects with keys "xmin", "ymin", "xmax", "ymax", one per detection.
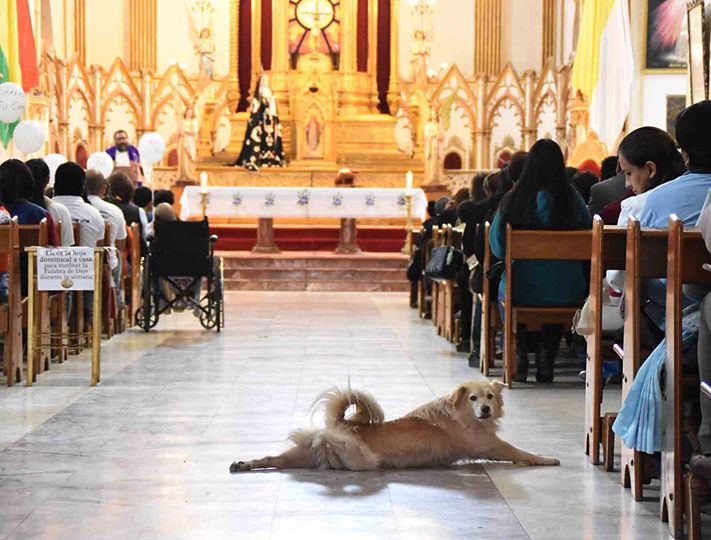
[{"xmin": 0, "ymin": 292, "xmax": 676, "ymax": 539}]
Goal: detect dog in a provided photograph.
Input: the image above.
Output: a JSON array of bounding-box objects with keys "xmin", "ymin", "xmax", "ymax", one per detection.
[{"xmin": 230, "ymin": 379, "xmax": 560, "ymax": 472}]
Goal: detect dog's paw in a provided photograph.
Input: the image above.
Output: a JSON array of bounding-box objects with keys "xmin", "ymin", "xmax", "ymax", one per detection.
[{"xmin": 229, "ymin": 461, "xmax": 252, "ymax": 473}]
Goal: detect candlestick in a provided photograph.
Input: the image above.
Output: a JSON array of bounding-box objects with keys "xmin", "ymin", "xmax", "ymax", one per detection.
[
  {"xmin": 405, "ymin": 170, "xmax": 413, "ymax": 194},
  {"xmin": 200, "ymin": 191, "xmax": 209, "ymax": 220},
  {"xmin": 402, "ymin": 193, "xmax": 414, "ymax": 254},
  {"xmin": 200, "ymin": 171, "xmax": 208, "ymax": 193}
]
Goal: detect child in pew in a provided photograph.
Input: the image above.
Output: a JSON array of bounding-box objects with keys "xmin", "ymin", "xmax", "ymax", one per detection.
[
  {"xmin": 0, "ymin": 162, "xmax": 15, "ymax": 302},
  {"xmin": 489, "ymin": 139, "xmax": 592, "ymax": 383}
]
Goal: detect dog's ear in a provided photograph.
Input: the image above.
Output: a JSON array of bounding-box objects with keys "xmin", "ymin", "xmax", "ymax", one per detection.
[
  {"xmin": 448, "ymin": 385, "xmax": 468, "ymax": 407},
  {"xmin": 491, "ymin": 380, "xmax": 505, "ymax": 394}
]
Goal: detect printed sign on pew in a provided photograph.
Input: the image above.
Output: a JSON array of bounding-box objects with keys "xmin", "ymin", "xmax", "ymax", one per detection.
[{"xmin": 36, "ymin": 247, "xmax": 95, "ymax": 291}]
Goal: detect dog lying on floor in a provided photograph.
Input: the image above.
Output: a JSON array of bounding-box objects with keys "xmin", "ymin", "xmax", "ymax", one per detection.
[{"xmin": 230, "ymin": 379, "xmax": 559, "ymax": 472}]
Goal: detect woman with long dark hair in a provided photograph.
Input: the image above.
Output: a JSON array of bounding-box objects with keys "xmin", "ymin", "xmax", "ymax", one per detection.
[
  {"xmin": 605, "ymin": 127, "xmax": 686, "ymax": 292},
  {"xmin": 489, "ymin": 139, "xmax": 592, "ymax": 382}
]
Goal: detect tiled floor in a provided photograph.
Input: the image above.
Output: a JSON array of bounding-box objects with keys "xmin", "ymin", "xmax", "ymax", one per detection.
[{"xmin": 0, "ymin": 292, "xmax": 677, "ymax": 539}]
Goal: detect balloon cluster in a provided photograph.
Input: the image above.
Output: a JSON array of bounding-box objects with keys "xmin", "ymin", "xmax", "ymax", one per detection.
[{"xmin": 0, "ymin": 82, "xmax": 48, "ymax": 154}]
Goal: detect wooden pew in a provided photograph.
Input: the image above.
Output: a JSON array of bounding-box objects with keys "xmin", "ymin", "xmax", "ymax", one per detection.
[
  {"xmin": 503, "ymin": 225, "xmax": 591, "ymax": 387},
  {"xmin": 126, "ymin": 222, "xmax": 142, "ymax": 327},
  {"xmin": 409, "ymin": 228, "xmax": 422, "ymax": 309},
  {"xmin": 417, "ymin": 226, "xmax": 435, "ymax": 320},
  {"xmin": 100, "ymin": 223, "xmax": 116, "ymax": 340},
  {"xmin": 430, "ymin": 226, "xmax": 443, "ymax": 327},
  {"xmin": 430, "ymin": 224, "xmax": 462, "ymax": 342},
  {"xmin": 18, "ymin": 220, "xmax": 50, "ymax": 379},
  {"xmin": 620, "ymin": 217, "xmax": 668, "ymax": 501},
  {"xmin": 1, "ymin": 219, "xmax": 22, "ymax": 385},
  {"xmin": 661, "ymin": 216, "xmax": 711, "ymax": 538},
  {"xmin": 49, "ymin": 220, "xmax": 69, "ymax": 363},
  {"xmin": 479, "ymin": 221, "xmax": 502, "ymax": 376},
  {"xmin": 584, "ymin": 217, "xmax": 626, "ymax": 467}
]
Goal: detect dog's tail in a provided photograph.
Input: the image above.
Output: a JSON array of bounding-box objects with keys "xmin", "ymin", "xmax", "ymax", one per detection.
[{"xmin": 312, "ymin": 387, "xmax": 385, "ymax": 428}]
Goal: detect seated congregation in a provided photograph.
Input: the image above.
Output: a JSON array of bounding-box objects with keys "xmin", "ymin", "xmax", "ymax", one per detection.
[
  {"xmin": 0, "ymin": 157, "xmax": 186, "ymax": 387},
  {"xmin": 407, "ymin": 99, "xmax": 711, "ymax": 538}
]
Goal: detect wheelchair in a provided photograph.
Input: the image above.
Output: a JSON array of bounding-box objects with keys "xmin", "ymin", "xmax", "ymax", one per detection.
[{"xmin": 136, "ymin": 219, "xmax": 224, "ymax": 332}]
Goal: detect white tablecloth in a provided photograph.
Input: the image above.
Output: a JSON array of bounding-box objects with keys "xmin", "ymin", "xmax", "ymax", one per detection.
[{"xmin": 179, "ymin": 187, "xmax": 428, "ymax": 220}]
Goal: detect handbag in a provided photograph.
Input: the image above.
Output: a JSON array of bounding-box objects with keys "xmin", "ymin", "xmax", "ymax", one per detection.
[
  {"xmin": 425, "ymin": 246, "xmax": 464, "ymax": 280},
  {"xmin": 573, "ymin": 280, "xmax": 624, "ymax": 336}
]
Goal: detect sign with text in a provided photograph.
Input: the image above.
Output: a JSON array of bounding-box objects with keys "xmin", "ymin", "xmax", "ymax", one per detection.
[{"xmin": 37, "ymin": 247, "xmax": 95, "ymax": 291}]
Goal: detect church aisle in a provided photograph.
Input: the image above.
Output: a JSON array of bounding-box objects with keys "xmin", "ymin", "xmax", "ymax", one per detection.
[{"xmin": 0, "ymin": 292, "xmax": 670, "ymax": 539}]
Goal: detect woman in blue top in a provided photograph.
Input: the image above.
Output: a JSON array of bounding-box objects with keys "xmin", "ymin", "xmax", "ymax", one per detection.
[{"xmin": 490, "ymin": 139, "xmax": 592, "ymax": 382}]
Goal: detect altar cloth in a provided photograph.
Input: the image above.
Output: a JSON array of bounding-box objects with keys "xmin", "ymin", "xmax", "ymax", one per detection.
[{"xmin": 179, "ymin": 187, "xmax": 428, "ymax": 221}]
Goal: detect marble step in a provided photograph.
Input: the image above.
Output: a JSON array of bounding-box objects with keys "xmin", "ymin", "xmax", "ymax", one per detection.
[
  {"xmin": 223, "ymin": 267, "xmax": 406, "ymax": 281},
  {"xmin": 224, "ymin": 278, "xmax": 410, "ymax": 292},
  {"xmin": 222, "ymin": 258, "xmax": 407, "ymax": 271}
]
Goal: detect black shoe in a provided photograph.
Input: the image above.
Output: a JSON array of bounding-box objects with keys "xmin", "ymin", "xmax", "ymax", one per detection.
[
  {"xmin": 515, "ymin": 348, "xmax": 529, "ymax": 383},
  {"xmin": 467, "ymin": 350, "xmax": 479, "ymax": 368},
  {"xmin": 456, "ymin": 340, "xmax": 471, "ymax": 353}
]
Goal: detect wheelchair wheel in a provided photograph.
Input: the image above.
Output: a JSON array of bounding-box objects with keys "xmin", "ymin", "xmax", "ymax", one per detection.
[
  {"xmin": 198, "ymin": 298, "xmax": 218, "ymax": 330},
  {"xmin": 137, "ymin": 257, "xmax": 159, "ymax": 331}
]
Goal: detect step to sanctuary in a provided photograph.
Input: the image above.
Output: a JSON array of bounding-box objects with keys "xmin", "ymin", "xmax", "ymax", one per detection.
[{"xmin": 219, "ymin": 251, "xmax": 410, "ymax": 292}]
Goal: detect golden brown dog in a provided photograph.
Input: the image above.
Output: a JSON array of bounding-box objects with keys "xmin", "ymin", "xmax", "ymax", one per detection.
[{"xmin": 230, "ymin": 380, "xmax": 559, "ymax": 472}]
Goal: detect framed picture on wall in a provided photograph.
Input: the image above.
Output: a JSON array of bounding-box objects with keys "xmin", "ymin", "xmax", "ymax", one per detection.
[
  {"xmin": 666, "ymin": 95, "xmax": 687, "ymax": 138},
  {"xmin": 645, "ymin": 0, "xmax": 689, "ymax": 71},
  {"xmin": 687, "ymin": 0, "xmax": 707, "ymax": 102}
]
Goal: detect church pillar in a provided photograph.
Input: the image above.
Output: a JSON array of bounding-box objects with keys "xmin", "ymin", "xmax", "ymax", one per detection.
[
  {"xmin": 73, "ymin": 0, "xmax": 86, "ymax": 64},
  {"xmin": 270, "ymin": 0, "xmax": 290, "ymax": 115},
  {"xmin": 138, "ymin": 71, "xmax": 151, "ymax": 139},
  {"xmin": 368, "ymin": 0, "xmax": 380, "ymax": 110},
  {"xmin": 474, "ymin": 76, "xmax": 490, "ymax": 169},
  {"xmin": 387, "ymin": 0, "xmax": 400, "ymax": 114},
  {"xmin": 473, "ymin": 0, "xmax": 501, "ymax": 76},
  {"xmin": 251, "ymin": 0, "xmax": 262, "ymax": 81},
  {"xmin": 57, "ymin": 60, "xmax": 70, "ymax": 156},
  {"xmin": 522, "ymin": 71, "xmax": 537, "ymax": 149},
  {"xmin": 89, "ymin": 66, "xmax": 104, "ymax": 152},
  {"xmin": 338, "ymin": 0, "xmax": 371, "ymax": 115},
  {"xmin": 541, "ymin": 0, "xmax": 557, "ymax": 65},
  {"xmin": 555, "ymin": 65, "xmax": 570, "ymax": 146},
  {"xmin": 128, "ymin": 0, "xmax": 157, "ymax": 72}
]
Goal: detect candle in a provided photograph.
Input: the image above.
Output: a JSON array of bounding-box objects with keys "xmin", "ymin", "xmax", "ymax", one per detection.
[
  {"xmin": 405, "ymin": 171, "xmax": 413, "ymax": 194},
  {"xmin": 200, "ymin": 171, "xmax": 208, "ymax": 193}
]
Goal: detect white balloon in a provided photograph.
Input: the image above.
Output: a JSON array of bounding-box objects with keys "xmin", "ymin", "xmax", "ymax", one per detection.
[
  {"xmin": 12, "ymin": 120, "xmax": 45, "ymax": 154},
  {"xmin": 86, "ymin": 151, "xmax": 114, "ymax": 178},
  {"xmin": 0, "ymin": 82, "xmax": 26, "ymax": 123},
  {"xmin": 138, "ymin": 132, "xmax": 165, "ymax": 164},
  {"xmin": 43, "ymin": 153, "xmax": 68, "ymax": 186}
]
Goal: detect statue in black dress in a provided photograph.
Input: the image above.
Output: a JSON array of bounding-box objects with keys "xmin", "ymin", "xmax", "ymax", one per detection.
[{"xmin": 233, "ymin": 75, "xmax": 286, "ymax": 171}]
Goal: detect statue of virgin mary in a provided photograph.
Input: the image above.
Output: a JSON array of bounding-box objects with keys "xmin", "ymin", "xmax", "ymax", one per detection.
[{"xmin": 232, "ymin": 75, "xmax": 286, "ymax": 171}]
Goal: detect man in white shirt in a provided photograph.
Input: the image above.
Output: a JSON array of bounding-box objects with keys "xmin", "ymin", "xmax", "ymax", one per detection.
[
  {"xmin": 52, "ymin": 162, "xmax": 106, "ymax": 248},
  {"xmin": 85, "ymin": 170, "xmax": 127, "ymax": 268}
]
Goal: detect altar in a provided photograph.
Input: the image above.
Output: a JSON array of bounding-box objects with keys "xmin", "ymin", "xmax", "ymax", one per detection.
[{"xmin": 180, "ymin": 186, "xmax": 427, "ymax": 254}]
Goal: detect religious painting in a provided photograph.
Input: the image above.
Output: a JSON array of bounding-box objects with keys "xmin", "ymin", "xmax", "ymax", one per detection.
[
  {"xmin": 687, "ymin": 0, "xmax": 707, "ymax": 102},
  {"xmin": 289, "ymin": 0, "xmax": 341, "ymax": 69},
  {"xmin": 303, "ymin": 115, "xmax": 324, "ymax": 158},
  {"xmin": 645, "ymin": 0, "xmax": 688, "ymax": 71},
  {"xmin": 666, "ymin": 95, "xmax": 686, "ymax": 138}
]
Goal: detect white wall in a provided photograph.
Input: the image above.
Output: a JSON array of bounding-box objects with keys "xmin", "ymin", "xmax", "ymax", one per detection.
[
  {"xmin": 398, "ymin": 0, "xmax": 475, "ymax": 79},
  {"xmin": 155, "ymin": 0, "xmax": 230, "ymax": 76},
  {"xmin": 86, "ymin": 0, "xmax": 125, "ymax": 67}
]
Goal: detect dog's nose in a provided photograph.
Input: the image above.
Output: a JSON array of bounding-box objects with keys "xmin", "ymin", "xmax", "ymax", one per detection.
[{"xmin": 480, "ymin": 404, "xmax": 490, "ymax": 414}]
